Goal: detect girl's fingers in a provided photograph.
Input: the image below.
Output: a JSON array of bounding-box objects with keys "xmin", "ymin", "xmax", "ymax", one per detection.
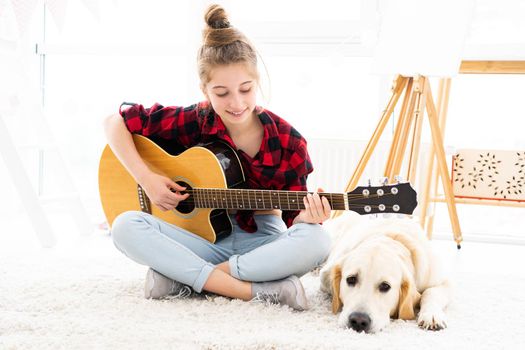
[
  {"xmin": 322, "ymin": 196, "xmax": 331, "ymax": 217},
  {"xmin": 302, "ymin": 192, "xmax": 332, "ymax": 223},
  {"xmin": 311, "ymin": 192, "xmax": 323, "ymax": 218},
  {"xmin": 303, "ymin": 195, "xmax": 310, "ymax": 216},
  {"xmin": 306, "ymin": 193, "xmax": 317, "ymax": 218},
  {"xmin": 157, "ymin": 203, "xmax": 169, "ymax": 211},
  {"xmin": 169, "ymin": 180, "xmax": 186, "ymax": 192}
]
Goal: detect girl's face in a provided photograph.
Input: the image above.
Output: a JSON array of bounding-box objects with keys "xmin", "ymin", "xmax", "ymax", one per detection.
[{"xmin": 203, "ymin": 63, "xmax": 258, "ymax": 131}]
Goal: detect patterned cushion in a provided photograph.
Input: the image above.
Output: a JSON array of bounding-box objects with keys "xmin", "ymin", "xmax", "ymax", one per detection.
[{"xmin": 452, "ymin": 149, "xmax": 525, "ymax": 201}]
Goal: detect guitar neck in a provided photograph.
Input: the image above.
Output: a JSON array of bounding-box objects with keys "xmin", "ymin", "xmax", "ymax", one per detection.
[{"xmin": 190, "ymin": 188, "xmax": 348, "ymax": 211}]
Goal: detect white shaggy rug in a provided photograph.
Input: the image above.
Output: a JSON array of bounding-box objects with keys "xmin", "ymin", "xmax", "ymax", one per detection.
[{"xmin": 1, "ymin": 232, "xmax": 525, "ymax": 350}]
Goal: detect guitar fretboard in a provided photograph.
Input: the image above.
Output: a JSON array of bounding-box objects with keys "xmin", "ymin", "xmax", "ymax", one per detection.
[{"xmin": 188, "ymin": 189, "xmax": 348, "ymax": 211}]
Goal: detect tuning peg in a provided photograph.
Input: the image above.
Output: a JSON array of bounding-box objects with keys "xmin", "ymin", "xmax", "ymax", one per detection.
[
  {"xmin": 394, "ymin": 175, "xmax": 404, "ymax": 183},
  {"xmin": 367, "ymin": 179, "xmax": 372, "ymax": 187}
]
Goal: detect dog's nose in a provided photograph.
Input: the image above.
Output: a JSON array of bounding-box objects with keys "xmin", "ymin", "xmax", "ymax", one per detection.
[{"xmin": 348, "ymin": 312, "xmax": 371, "ymax": 333}]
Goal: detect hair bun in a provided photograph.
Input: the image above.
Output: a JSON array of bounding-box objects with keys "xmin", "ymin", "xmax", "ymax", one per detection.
[{"xmin": 205, "ymin": 4, "xmax": 230, "ymax": 29}]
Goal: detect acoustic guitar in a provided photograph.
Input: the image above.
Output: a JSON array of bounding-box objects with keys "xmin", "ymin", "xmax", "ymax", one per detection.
[{"xmin": 98, "ymin": 135, "xmax": 418, "ymax": 243}]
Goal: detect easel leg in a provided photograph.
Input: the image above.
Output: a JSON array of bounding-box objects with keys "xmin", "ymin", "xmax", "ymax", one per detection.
[
  {"xmin": 424, "ymin": 80, "xmax": 463, "ymax": 248},
  {"xmin": 390, "ymin": 80, "xmax": 418, "ymax": 179},
  {"xmin": 420, "ymin": 78, "xmax": 451, "ymax": 238},
  {"xmin": 406, "ymin": 77, "xmax": 427, "ymax": 182},
  {"xmin": 333, "ymin": 76, "xmax": 408, "ymax": 219},
  {"xmin": 384, "ymin": 78, "xmax": 413, "ymax": 179}
]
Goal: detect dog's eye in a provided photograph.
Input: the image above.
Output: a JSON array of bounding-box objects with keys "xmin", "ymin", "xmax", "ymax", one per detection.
[
  {"xmin": 346, "ymin": 275, "xmax": 358, "ymax": 286},
  {"xmin": 378, "ymin": 282, "xmax": 391, "ymax": 293}
]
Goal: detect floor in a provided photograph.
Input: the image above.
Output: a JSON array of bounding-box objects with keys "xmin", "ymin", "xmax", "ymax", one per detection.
[{"xmin": 1, "ymin": 210, "xmax": 525, "ymax": 349}]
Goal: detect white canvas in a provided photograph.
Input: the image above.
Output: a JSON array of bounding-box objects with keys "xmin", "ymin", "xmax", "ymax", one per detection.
[{"xmin": 371, "ymin": 0, "xmax": 475, "ymax": 77}]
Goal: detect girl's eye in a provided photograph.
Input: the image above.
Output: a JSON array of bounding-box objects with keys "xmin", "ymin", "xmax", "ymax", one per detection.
[
  {"xmin": 216, "ymin": 92, "xmax": 228, "ymax": 97},
  {"xmin": 240, "ymin": 88, "xmax": 251, "ymax": 94}
]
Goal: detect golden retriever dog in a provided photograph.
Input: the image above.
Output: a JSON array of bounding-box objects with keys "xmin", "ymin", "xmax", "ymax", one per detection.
[{"xmin": 319, "ymin": 212, "xmax": 451, "ymax": 333}]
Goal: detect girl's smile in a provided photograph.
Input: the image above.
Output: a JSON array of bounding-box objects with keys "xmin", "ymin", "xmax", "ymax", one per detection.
[
  {"xmin": 226, "ymin": 107, "xmax": 248, "ymax": 117},
  {"xmin": 203, "ymin": 63, "xmax": 258, "ymax": 132}
]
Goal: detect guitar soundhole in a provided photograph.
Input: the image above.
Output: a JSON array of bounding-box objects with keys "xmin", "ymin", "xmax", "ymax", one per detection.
[{"xmin": 174, "ymin": 181, "xmax": 194, "ymax": 214}]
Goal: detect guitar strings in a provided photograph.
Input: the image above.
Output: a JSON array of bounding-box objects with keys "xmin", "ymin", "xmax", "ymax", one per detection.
[
  {"xmin": 177, "ymin": 190, "xmax": 396, "ymax": 201},
  {"xmin": 177, "ymin": 189, "xmax": 401, "ymax": 202},
  {"xmin": 166, "ymin": 189, "xmax": 402, "ymax": 210}
]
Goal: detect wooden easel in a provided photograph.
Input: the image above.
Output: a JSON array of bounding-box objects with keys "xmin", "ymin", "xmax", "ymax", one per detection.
[
  {"xmin": 422, "ymin": 61, "xmax": 525, "ymax": 241},
  {"xmin": 332, "ymin": 75, "xmax": 463, "ymax": 248}
]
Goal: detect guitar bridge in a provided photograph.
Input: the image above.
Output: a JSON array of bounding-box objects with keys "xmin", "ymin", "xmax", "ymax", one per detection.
[{"xmin": 137, "ymin": 185, "xmax": 152, "ymax": 214}]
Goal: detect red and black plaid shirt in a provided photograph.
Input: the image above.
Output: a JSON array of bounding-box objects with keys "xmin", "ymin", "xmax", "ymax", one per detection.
[{"xmin": 119, "ymin": 101, "xmax": 313, "ymax": 233}]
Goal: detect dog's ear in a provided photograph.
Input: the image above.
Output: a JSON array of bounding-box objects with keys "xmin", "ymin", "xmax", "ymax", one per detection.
[
  {"xmin": 330, "ymin": 264, "xmax": 343, "ymax": 314},
  {"xmin": 397, "ymin": 275, "xmax": 421, "ymax": 320},
  {"xmin": 386, "ymin": 231, "xmax": 429, "ymax": 283}
]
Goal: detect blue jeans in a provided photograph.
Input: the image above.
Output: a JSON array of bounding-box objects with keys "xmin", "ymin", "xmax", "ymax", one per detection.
[{"xmin": 111, "ymin": 211, "xmax": 331, "ymax": 293}]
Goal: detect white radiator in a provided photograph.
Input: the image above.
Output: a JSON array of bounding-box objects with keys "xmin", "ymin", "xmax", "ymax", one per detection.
[{"xmin": 306, "ymin": 138, "xmax": 393, "ymax": 193}]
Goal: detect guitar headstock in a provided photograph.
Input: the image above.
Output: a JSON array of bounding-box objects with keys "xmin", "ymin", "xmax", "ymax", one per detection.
[{"xmin": 346, "ymin": 181, "xmax": 417, "ymax": 215}]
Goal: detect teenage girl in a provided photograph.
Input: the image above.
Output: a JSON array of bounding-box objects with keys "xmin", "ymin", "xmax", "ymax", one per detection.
[{"xmin": 104, "ymin": 4, "xmax": 331, "ymax": 311}]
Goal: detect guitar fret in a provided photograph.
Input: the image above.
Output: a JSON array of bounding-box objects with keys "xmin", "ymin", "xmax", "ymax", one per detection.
[
  {"xmin": 238, "ymin": 190, "xmax": 242, "ymax": 209},
  {"xmin": 284, "ymin": 191, "xmax": 289, "ymax": 210},
  {"xmin": 238, "ymin": 190, "xmax": 244, "ymax": 209},
  {"xmin": 221, "ymin": 189, "xmax": 227, "ymax": 209},
  {"xmin": 194, "ymin": 189, "xmax": 199, "ymax": 208},
  {"xmin": 212, "ymin": 189, "xmax": 215, "ymax": 208},
  {"xmin": 259, "ymin": 190, "xmax": 265, "ymax": 209},
  {"xmin": 195, "ymin": 190, "xmax": 203, "ymax": 208}
]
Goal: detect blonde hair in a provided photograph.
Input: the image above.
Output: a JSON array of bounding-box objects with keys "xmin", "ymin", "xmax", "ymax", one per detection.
[{"xmin": 197, "ymin": 4, "xmax": 259, "ymax": 88}]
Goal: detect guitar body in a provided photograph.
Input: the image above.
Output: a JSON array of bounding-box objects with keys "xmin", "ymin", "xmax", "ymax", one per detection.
[{"xmin": 98, "ymin": 135, "xmax": 244, "ymax": 243}]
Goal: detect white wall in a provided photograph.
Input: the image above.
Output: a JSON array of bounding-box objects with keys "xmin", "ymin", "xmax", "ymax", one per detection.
[{"xmin": 1, "ymin": 0, "xmax": 525, "ymax": 243}]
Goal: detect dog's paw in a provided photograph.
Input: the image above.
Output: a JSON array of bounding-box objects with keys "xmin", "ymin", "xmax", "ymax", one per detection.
[{"xmin": 417, "ymin": 309, "xmax": 447, "ymax": 331}]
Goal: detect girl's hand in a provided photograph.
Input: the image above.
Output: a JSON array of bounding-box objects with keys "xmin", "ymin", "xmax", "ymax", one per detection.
[
  {"xmin": 293, "ymin": 188, "xmax": 331, "ymax": 225},
  {"xmin": 140, "ymin": 172, "xmax": 189, "ymax": 211}
]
